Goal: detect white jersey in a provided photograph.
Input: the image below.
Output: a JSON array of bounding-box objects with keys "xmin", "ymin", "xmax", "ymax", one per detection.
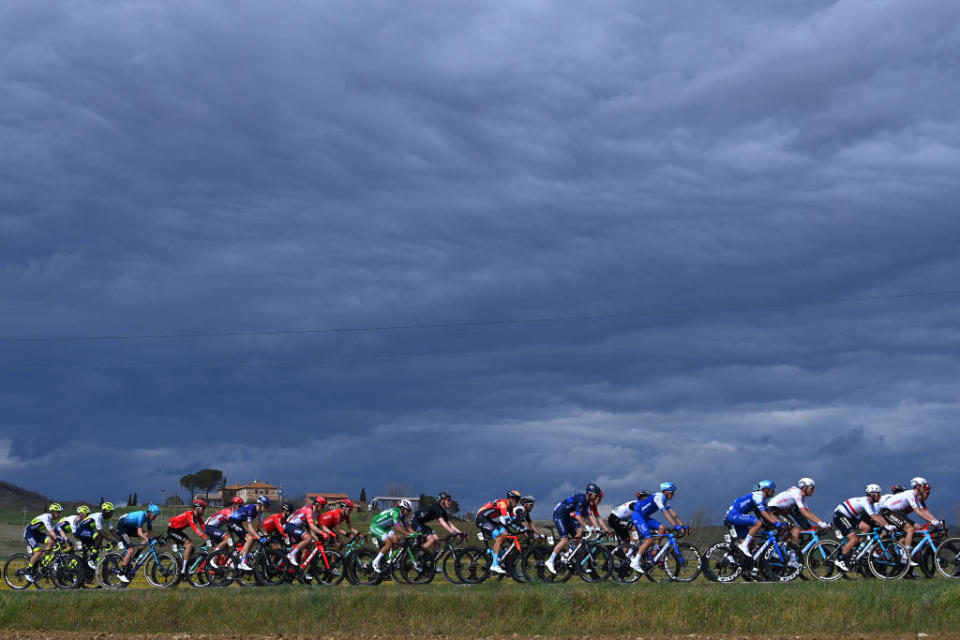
[
  {"xmin": 26, "ymin": 512, "xmax": 56, "ymax": 532},
  {"xmin": 769, "ymin": 486, "xmax": 807, "ymax": 511},
  {"xmin": 880, "ymin": 491, "xmax": 924, "ymax": 515},
  {"xmin": 58, "ymin": 515, "xmax": 81, "ymax": 533},
  {"xmin": 611, "ymin": 501, "xmax": 636, "ymax": 520},
  {"xmin": 80, "ymin": 512, "xmax": 110, "ymax": 531},
  {"xmin": 836, "ymin": 496, "xmax": 880, "ymax": 519}
]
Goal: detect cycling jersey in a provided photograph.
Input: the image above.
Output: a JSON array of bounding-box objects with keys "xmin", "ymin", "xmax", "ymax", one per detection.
[
  {"xmin": 413, "ymin": 502, "xmax": 449, "ymax": 525},
  {"xmin": 880, "ymin": 491, "xmax": 924, "ymax": 514},
  {"xmin": 729, "ymin": 491, "xmax": 768, "ymax": 515},
  {"xmin": 635, "ymin": 492, "xmax": 672, "ymax": 518},
  {"xmin": 555, "ymin": 494, "xmax": 597, "ymax": 519},
  {"xmin": 262, "ymin": 513, "xmax": 287, "ymax": 536},
  {"xmin": 287, "ymin": 505, "xmax": 318, "ymax": 527},
  {"xmin": 229, "ymin": 504, "xmax": 260, "ymax": 524},
  {"xmin": 75, "ymin": 512, "xmax": 111, "ymax": 539},
  {"xmin": 119, "ymin": 511, "xmax": 153, "ymax": 531},
  {"xmin": 611, "ymin": 501, "xmax": 637, "ymax": 520},
  {"xmin": 511, "ymin": 506, "xmax": 531, "ymax": 528},
  {"xmin": 319, "ymin": 507, "xmax": 351, "ymax": 528},
  {"xmin": 373, "ymin": 507, "xmax": 406, "ymax": 530},
  {"xmin": 769, "ymin": 486, "xmax": 807, "ymax": 511},
  {"xmin": 477, "ymin": 499, "xmax": 511, "ymax": 522},
  {"xmin": 58, "ymin": 515, "xmax": 81, "ymax": 535},
  {"xmin": 169, "ymin": 510, "xmax": 206, "ymax": 537},
  {"xmin": 835, "ymin": 496, "xmax": 881, "ymax": 519},
  {"xmin": 205, "ymin": 508, "xmax": 234, "ymax": 528},
  {"xmin": 25, "ymin": 512, "xmax": 56, "ymax": 534},
  {"xmin": 23, "ymin": 512, "xmax": 59, "ymax": 550}
]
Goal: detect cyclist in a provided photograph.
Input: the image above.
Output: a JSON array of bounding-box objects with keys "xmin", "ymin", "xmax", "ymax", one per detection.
[
  {"xmin": 261, "ymin": 502, "xmax": 292, "ymax": 550},
  {"xmin": 370, "ymin": 499, "xmax": 416, "ymax": 573},
  {"xmin": 411, "ymin": 492, "xmax": 463, "ymax": 553},
  {"xmin": 318, "ymin": 498, "xmax": 361, "ymax": 550},
  {"xmin": 22, "ymin": 503, "xmax": 68, "ymax": 583},
  {"xmin": 724, "ymin": 480, "xmax": 782, "ymax": 556},
  {"xmin": 768, "ymin": 477, "xmax": 830, "ymax": 568},
  {"xmin": 879, "ymin": 477, "xmax": 944, "ymax": 555},
  {"xmin": 608, "ymin": 490, "xmax": 650, "ymax": 545},
  {"xmin": 476, "ymin": 490, "xmax": 523, "ymax": 575},
  {"xmin": 832, "ymin": 484, "xmax": 894, "ymax": 572},
  {"xmin": 545, "ymin": 483, "xmax": 608, "ymax": 575},
  {"xmin": 74, "ymin": 501, "xmax": 119, "ymax": 567},
  {"xmin": 205, "ymin": 496, "xmax": 243, "ymax": 554},
  {"xmin": 56, "ymin": 505, "xmax": 90, "ymax": 551},
  {"xmin": 629, "ymin": 482, "xmax": 688, "ymax": 573},
  {"xmin": 228, "ymin": 495, "xmax": 270, "ymax": 571},
  {"xmin": 513, "ymin": 495, "xmax": 543, "ymax": 538},
  {"xmin": 285, "ymin": 496, "xmax": 329, "ymax": 566},
  {"xmin": 167, "ymin": 499, "xmax": 210, "ymax": 577},
  {"xmin": 117, "ymin": 504, "xmax": 161, "ymax": 583}
]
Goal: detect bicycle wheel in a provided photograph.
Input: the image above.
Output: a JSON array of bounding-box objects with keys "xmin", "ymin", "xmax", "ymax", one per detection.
[
  {"xmin": 915, "ymin": 546, "xmax": 936, "ymax": 579},
  {"xmin": 202, "ymin": 550, "xmax": 236, "ymax": 587},
  {"xmin": 254, "ymin": 548, "xmax": 289, "ymax": 586},
  {"xmin": 639, "ymin": 549, "xmax": 669, "ymax": 583},
  {"xmin": 867, "ymin": 540, "xmax": 909, "ymax": 580},
  {"xmin": 399, "ymin": 545, "xmax": 435, "ymax": 584},
  {"xmin": 313, "ymin": 550, "xmax": 345, "ymax": 585},
  {"xmin": 804, "ymin": 539, "xmax": 843, "ymax": 581},
  {"xmin": 348, "ymin": 547, "xmax": 383, "ymax": 586},
  {"xmin": 3, "ymin": 554, "xmax": 33, "ymax": 590},
  {"xmin": 519, "ymin": 545, "xmax": 549, "ymax": 583},
  {"xmin": 935, "ymin": 537, "xmax": 960, "ymax": 578},
  {"xmin": 52, "ymin": 553, "xmax": 83, "ymax": 589},
  {"xmin": 664, "ymin": 542, "xmax": 702, "ymax": 582},
  {"xmin": 576, "ymin": 544, "xmax": 613, "ymax": 582},
  {"xmin": 759, "ymin": 541, "xmax": 802, "ymax": 582},
  {"xmin": 145, "ymin": 551, "xmax": 180, "ymax": 588},
  {"xmin": 454, "ymin": 546, "xmax": 489, "ymax": 584},
  {"xmin": 187, "ymin": 553, "xmax": 211, "ymax": 588},
  {"xmin": 610, "ymin": 545, "xmax": 642, "ymax": 583},
  {"xmin": 439, "ymin": 549, "xmax": 465, "ymax": 584},
  {"xmin": 701, "ymin": 542, "xmax": 742, "ymax": 583},
  {"xmin": 96, "ymin": 552, "xmax": 127, "ymax": 589}
]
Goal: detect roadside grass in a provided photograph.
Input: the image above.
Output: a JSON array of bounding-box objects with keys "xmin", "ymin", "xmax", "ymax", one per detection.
[{"xmin": 1, "ymin": 580, "xmax": 959, "ymax": 636}]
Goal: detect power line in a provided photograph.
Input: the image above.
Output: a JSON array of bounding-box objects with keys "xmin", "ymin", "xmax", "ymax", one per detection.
[{"xmin": 3, "ymin": 287, "xmax": 959, "ymax": 344}]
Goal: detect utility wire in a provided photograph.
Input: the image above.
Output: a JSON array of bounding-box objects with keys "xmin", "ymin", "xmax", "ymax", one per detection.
[{"xmin": 3, "ymin": 288, "xmax": 959, "ymax": 344}]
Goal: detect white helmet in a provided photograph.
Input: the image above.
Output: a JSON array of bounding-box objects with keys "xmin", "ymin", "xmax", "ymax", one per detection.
[
  {"xmin": 397, "ymin": 499, "xmax": 413, "ymax": 511},
  {"xmin": 865, "ymin": 483, "xmax": 882, "ymax": 495},
  {"xmin": 798, "ymin": 477, "xmax": 815, "ymax": 488},
  {"xmin": 910, "ymin": 476, "xmax": 928, "ymax": 488}
]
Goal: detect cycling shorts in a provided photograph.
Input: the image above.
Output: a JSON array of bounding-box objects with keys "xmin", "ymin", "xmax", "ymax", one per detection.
[
  {"xmin": 284, "ymin": 523, "xmax": 306, "ymax": 541},
  {"xmin": 205, "ymin": 525, "xmax": 226, "ymax": 543},
  {"xmin": 474, "ymin": 514, "xmax": 502, "ymax": 538},
  {"xmin": 411, "ymin": 520, "xmax": 434, "ymax": 537},
  {"xmin": 724, "ymin": 511, "xmax": 757, "ymax": 539},
  {"xmin": 23, "ymin": 527, "xmax": 48, "ymax": 552},
  {"xmin": 75, "ymin": 528, "xmax": 98, "ymax": 544},
  {"xmin": 772, "ymin": 505, "xmax": 811, "ymax": 530},
  {"xmin": 607, "ymin": 514, "xmax": 633, "ymax": 543},
  {"xmin": 880, "ymin": 509, "xmax": 914, "ymax": 530},
  {"xmin": 552, "ymin": 509, "xmax": 579, "ymax": 539},
  {"xmin": 369, "ymin": 523, "xmax": 395, "ymax": 543},
  {"xmin": 117, "ymin": 522, "xmax": 140, "ymax": 546},
  {"xmin": 833, "ymin": 511, "xmax": 873, "ymax": 537},
  {"xmin": 225, "ymin": 520, "xmax": 247, "ymax": 539},
  {"xmin": 166, "ymin": 526, "xmax": 190, "ymax": 545},
  {"xmin": 631, "ymin": 514, "xmax": 661, "ymax": 539}
]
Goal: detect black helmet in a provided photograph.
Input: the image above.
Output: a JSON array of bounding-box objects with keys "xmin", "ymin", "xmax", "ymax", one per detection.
[
  {"xmin": 636, "ymin": 489, "xmax": 651, "ymax": 499},
  {"xmin": 281, "ymin": 502, "xmax": 293, "ymax": 512},
  {"xmin": 891, "ymin": 484, "xmax": 907, "ymax": 493},
  {"xmin": 586, "ymin": 483, "xmax": 601, "ymax": 496},
  {"xmin": 520, "ymin": 495, "xmax": 535, "ymax": 506},
  {"xmin": 437, "ymin": 491, "xmax": 452, "ymax": 501}
]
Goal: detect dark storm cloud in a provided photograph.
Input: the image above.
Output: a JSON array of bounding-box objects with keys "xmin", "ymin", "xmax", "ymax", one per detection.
[{"xmin": 1, "ymin": 0, "xmax": 959, "ymax": 517}]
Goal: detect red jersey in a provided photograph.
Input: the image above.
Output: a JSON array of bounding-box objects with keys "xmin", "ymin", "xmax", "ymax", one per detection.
[
  {"xmin": 205, "ymin": 507, "xmax": 233, "ymax": 528},
  {"xmin": 477, "ymin": 499, "xmax": 510, "ymax": 519},
  {"xmin": 319, "ymin": 508, "xmax": 350, "ymax": 528},
  {"xmin": 262, "ymin": 513, "xmax": 287, "ymax": 535},
  {"xmin": 287, "ymin": 505, "xmax": 317, "ymax": 527},
  {"xmin": 169, "ymin": 510, "xmax": 206, "ymax": 537}
]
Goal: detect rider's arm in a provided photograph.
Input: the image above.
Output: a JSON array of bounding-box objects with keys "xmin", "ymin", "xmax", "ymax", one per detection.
[
  {"xmin": 437, "ymin": 517, "xmax": 461, "ymax": 535},
  {"xmin": 913, "ymin": 505, "xmax": 939, "ymax": 524}
]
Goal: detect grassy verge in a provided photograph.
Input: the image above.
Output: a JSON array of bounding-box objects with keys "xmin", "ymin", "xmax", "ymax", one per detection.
[{"xmin": 1, "ymin": 581, "xmax": 959, "ymax": 635}]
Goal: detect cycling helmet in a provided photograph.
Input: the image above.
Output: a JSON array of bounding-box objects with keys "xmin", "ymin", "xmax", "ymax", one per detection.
[
  {"xmin": 76, "ymin": 505, "xmax": 90, "ymax": 515},
  {"xmin": 101, "ymin": 501, "xmax": 115, "ymax": 512},
  {"xmin": 636, "ymin": 489, "xmax": 651, "ymax": 499},
  {"xmin": 891, "ymin": 484, "xmax": 907, "ymax": 493},
  {"xmin": 437, "ymin": 491, "xmax": 452, "ymax": 502},
  {"xmin": 506, "ymin": 489, "xmax": 522, "ymax": 500},
  {"xmin": 281, "ymin": 502, "xmax": 293, "ymax": 512},
  {"xmin": 398, "ymin": 499, "xmax": 413, "ymax": 511},
  {"xmin": 314, "ymin": 495, "xmax": 328, "ymax": 506},
  {"xmin": 865, "ymin": 483, "xmax": 882, "ymax": 495},
  {"xmin": 257, "ymin": 495, "xmax": 271, "ymax": 507},
  {"xmin": 660, "ymin": 481, "xmax": 677, "ymax": 493},
  {"xmin": 48, "ymin": 503, "xmax": 63, "ymax": 513},
  {"xmin": 231, "ymin": 496, "xmax": 244, "ymax": 505},
  {"xmin": 147, "ymin": 504, "xmax": 161, "ymax": 516},
  {"xmin": 757, "ymin": 480, "xmax": 776, "ymax": 491},
  {"xmin": 339, "ymin": 499, "xmax": 356, "ymax": 509},
  {"xmin": 798, "ymin": 477, "xmax": 815, "ymax": 488},
  {"xmin": 193, "ymin": 499, "xmax": 207, "ymax": 509},
  {"xmin": 910, "ymin": 476, "xmax": 929, "ymax": 488},
  {"xmin": 585, "ymin": 483, "xmax": 602, "ymax": 496},
  {"xmin": 521, "ymin": 495, "xmax": 535, "ymax": 506},
  {"xmin": 513, "ymin": 505, "xmax": 526, "ymax": 518}
]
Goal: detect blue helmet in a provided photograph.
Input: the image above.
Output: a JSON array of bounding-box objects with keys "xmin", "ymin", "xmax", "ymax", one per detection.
[
  {"xmin": 146, "ymin": 504, "xmax": 161, "ymax": 516},
  {"xmin": 757, "ymin": 480, "xmax": 776, "ymax": 491},
  {"xmin": 660, "ymin": 481, "xmax": 676, "ymax": 493},
  {"xmin": 257, "ymin": 495, "xmax": 271, "ymax": 507}
]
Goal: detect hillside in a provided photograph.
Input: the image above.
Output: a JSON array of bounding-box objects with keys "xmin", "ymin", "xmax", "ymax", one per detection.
[{"xmin": 0, "ymin": 480, "xmax": 50, "ymax": 514}]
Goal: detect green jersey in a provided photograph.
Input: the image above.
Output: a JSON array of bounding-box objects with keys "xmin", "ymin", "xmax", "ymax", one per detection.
[{"xmin": 373, "ymin": 507, "xmax": 406, "ymax": 529}]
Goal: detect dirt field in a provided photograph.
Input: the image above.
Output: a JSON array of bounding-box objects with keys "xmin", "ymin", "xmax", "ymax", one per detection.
[{"xmin": 4, "ymin": 635, "xmax": 960, "ymax": 640}]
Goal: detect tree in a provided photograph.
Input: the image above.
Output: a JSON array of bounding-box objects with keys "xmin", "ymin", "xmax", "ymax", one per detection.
[
  {"xmin": 179, "ymin": 473, "xmax": 199, "ymax": 500},
  {"xmin": 132, "ymin": 492, "xmax": 138, "ymax": 506},
  {"xmin": 194, "ymin": 469, "xmax": 225, "ymax": 496},
  {"xmin": 359, "ymin": 487, "xmax": 367, "ymax": 502},
  {"xmin": 384, "ymin": 482, "xmax": 415, "ymax": 497},
  {"xmin": 166, "ymin": 494, "xmax": 184, "ymax": 506},
  {"xmin": 419, "ymin": 493, "xmax": 436, "ymax": 509}
]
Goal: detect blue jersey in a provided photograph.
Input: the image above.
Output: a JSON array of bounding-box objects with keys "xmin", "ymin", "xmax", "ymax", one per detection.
[
  {"xmin": 119, "ymin": 511, "xmax": 152, "ymax": 531},
  {"xmin": 729, "ymin": 491, "xmax": 768, "ymax": 515},
  {"xmin": 555, "ymin": 493, "xmax": 590, "ymax": 517},
  {"xmin": 229, "ymin": 504, "xmax": 260, "ymax": 524},
  {"xmin": 634, "ymin": 492, "xmax": 672, "ymax": 518}
]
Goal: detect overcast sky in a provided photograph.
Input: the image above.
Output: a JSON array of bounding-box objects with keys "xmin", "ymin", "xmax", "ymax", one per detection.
[{"xmin": 2, "ymin": 0, "xmax": 959, "ymax": 520}]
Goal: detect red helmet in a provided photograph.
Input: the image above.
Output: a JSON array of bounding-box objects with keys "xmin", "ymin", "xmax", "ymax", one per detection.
[
  {"xmin": 192, "ymin": 499, "xmax": 206, "ymax": 509},
  {"xmin": 314, "ymin": 496, "xmax": 328, "ymax": 506},
  {"xmin": 231, "ymin": 496, "xmax": 243, "ymax": 505},
  {"xmin": 339, "ymin": 499, "xmax": 355, "ymax": 509}
]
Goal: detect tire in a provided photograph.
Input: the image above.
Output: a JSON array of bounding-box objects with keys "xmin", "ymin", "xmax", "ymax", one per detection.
[
  {"xmin": 454, "ymin": 546, "xmax": 489, "ymax": 584},
  {"xmin": 312, "ymin": 550, "xmax": 345, "ymax": 586},
  {"xmin": 575, "ymin": 543, "xmax": 613, "ymax": 582},
  {"xmin": 439, "ymin": 549, "xmax": 465, "ymax": 584},
  {"xmin": 915, "ymin": 546, "xmax": 936, "ymax": 579},
  {"xmin": 203, "ymin": 550, "xmax": 236, "ymax": 587},
  {"xmin": 399, "ymin": 545, "xmax": 435, "ymax": 584},
  {"xmin": 759, "ymin": 541, "xmax": 803, "ymax": 582},
  {"xmin": 52, "ymin": 553, "xmax": 83, "ymax": 589},
  {"xmin": 935, "ymin": 537, "xmax": 960, "ymax": 578},
  {"xmin": 610, "ymin": 545, "xmax": 642, "ymax": 583},
  {"xmin": 519, "ymin": 545, "xmax": 549, "ymax": 583},
  {"xmin": 347, "ymin": 547, "xmax": 383, "ymax": 586},
  {"xmin": 867, "ymin": 540, "xmax": 909, "ymax": 580},
  {"xmin": 186, "ymin": 552, "xmax": 211, "ymax": 588},
  {"xmin": 701, "ymin": 542, "xmax": 742, "ymax": 583},
  {"xmin": 96, "ymin": 552, "xmax": 127, "ymax": 589},
  {"xmin": 3, "ymin": 554, "xmax": 33, "ymax": 590},
  {"xmin": 254, "ymin": 548, "xmax": 289, "ymax": 586},
  {"xmin": 804, "ymin": 539, "xmax": 843, "ymax": 581},
  {"xmin": 145, "ymin": 551, "xmax": 180, "ymax": 588},
  {"xmin": 664, "ymin": 542, "xmax": 702, "ymax": 583}
]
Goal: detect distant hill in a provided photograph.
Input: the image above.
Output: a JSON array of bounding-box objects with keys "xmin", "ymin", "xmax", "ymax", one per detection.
[{"xmin": 0, "ymin": 480, "xmax": 51, "ymax": 513}]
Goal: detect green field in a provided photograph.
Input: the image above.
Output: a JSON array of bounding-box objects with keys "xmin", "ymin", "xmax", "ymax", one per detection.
[{"xmin": 1, "ymin": 581, "xmax": 959, "ymax": 636}]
